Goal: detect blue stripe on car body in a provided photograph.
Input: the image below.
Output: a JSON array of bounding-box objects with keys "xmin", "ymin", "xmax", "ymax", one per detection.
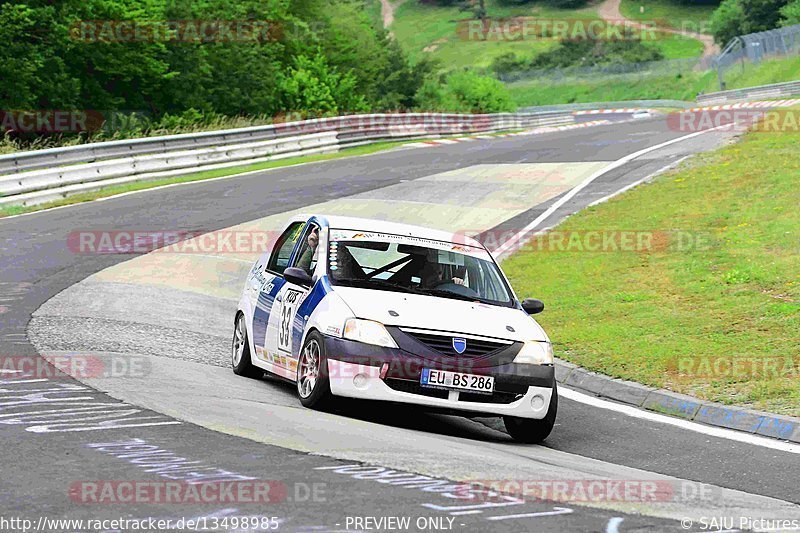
[
  {"xmin": 252, "ymin": 277, "xmax": 285, "ymax": 349},
  {"xmin": 292, "ymin": 275, "xmax": 332, "ymax": 354}
]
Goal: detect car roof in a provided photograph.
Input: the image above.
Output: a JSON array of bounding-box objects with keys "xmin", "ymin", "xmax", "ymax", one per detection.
[{"xmin": 297, "ymin": 214, "xmax": 484, "ymax": 248}]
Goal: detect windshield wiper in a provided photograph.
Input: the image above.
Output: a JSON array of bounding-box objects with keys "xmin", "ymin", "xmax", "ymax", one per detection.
[
  {"xmin": 334, "ymin": 277, "xmax": 419, "ymax": 294},
  {"xmin": 416, "ymin": 288, "xmax": 485, "ymax": 303}
]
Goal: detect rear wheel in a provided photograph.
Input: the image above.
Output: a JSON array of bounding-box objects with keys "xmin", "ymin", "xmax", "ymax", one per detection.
[
  {"xmin": 503, "ymin": 385, "xmax": 558, "ymax": 443},
  {"xmin": 297, "ymin": 331, "xmax": 332, "ymax": 408},
  {"xmin": 232, "ymin": 313, "xmax": 263, "ymax": 378}
]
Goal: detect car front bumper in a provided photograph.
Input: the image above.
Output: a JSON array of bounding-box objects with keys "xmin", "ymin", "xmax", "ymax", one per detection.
[{"xmin": 323, "ymin": 336, "xmax": 555, "ymax": 419}]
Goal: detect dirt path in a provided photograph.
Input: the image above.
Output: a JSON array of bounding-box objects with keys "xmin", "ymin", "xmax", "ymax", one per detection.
[
  {"xmin": 597, "ymin": 0, "xmax": 719, "ymax": 57},
  {"xmin": 380, "ymin": 0, "xmax": 407, "ymax": 30}
]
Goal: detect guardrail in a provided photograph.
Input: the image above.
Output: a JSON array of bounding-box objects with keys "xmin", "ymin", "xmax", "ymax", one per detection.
[
  {"xmin": 696, "ymin": 79, "xmax": 800, "ymax": 105},
  {"xmin": 0, "ymin": 111, "xmax": 574, "ymax": 208}
]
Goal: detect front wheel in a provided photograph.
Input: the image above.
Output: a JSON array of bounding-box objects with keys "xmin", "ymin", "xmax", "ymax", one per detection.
[
  {"xmin": 503, "ymin": 384, "xmax": 558, "ymax": 443},
  {"xmin": 296, "ymin": 331, "xmax": 332, "ymax": 408},
  {"xmin": 232, "ymin": 313, "xmax": 263, "ymax": 379}
]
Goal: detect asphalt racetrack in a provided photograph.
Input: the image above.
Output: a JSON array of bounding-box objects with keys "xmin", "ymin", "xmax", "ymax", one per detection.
[{"xmin": 2, "ymin": 115, "xmax": 799, "ymax": 532}]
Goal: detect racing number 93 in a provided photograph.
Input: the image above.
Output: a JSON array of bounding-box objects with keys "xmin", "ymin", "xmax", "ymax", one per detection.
[{"xmin": 278, "ymin": 289, "xmax": 303, "ymax": 352}]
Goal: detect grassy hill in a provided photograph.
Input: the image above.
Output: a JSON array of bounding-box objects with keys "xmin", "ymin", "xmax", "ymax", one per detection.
[{"xmin": 388, "ymin": 0, "xmax": 704, "ymax": 71}]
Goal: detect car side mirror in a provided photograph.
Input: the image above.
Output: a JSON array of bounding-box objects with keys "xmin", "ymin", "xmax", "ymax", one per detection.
[
  {"xmin": 284, "ymin": 267, "xmax": 313, "ymax": 287},
  {"xmin": 522, "ymin": 298, "xmax": 545, "ymax": 315}
]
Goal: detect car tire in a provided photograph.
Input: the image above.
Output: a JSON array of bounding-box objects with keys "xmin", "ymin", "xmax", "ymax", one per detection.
[
  {"xmin": 503, "ymin": 384, "xmax": 558, "ymax": 443},
  {"xmin": 296, "ymin": 331, "xmax": 332, "ymax": 409},
  {"xmin": 232, "ymin": 313, "xmax": 263, "ymax": 379}
]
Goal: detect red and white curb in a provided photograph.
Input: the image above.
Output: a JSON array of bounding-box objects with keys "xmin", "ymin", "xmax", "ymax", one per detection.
[
  {"xmin": 687, "ymin": 99, "xmax": 800, "ymax": 112},
  {"xmin": 403, "ymin": 120, "xmax": 612, "ymax": 148},
  {"xmin": 573, "ymin": 108, "xmax": 657, "ymax": 115},
  {"xmin": 573, "ymin": 99, "xmax": 800, "ymax": 116}
]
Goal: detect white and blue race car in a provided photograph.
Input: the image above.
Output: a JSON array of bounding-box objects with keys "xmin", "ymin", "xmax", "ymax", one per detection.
[{"xmin": 233, "ymin": 215, "xmax": 557, "ymax": 442}]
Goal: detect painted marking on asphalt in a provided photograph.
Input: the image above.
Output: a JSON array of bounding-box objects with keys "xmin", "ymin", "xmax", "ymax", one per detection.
[
  {"xmin": 315, "ymin": 463, "xmax": 578, "ymax": 523},
  {"xmin": 559, "ymin": 387, "xmax": 800, "ymax": 454},
  {"xmin": 87, "ymin": 437, "xmax": 256, "ymax": 483},
  {"xmin": 492, "ymin": 123, "xmax": 736, "ymax": 260},
  {"xmin": 606, "ymin": 517, "xmax": 624, "ymax": 533},
  {"xmin": 0, "ymin": 379, "xmax": 180, "ymax": 432},
  {"xmin": 485, "ymin": 507, "xmax": 574, "ymax": 521}
]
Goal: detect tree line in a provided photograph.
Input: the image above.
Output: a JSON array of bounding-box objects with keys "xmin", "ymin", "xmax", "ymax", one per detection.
[{"xmin": 0, "ymin": 0, "xmax": 514, "ymax": 143}]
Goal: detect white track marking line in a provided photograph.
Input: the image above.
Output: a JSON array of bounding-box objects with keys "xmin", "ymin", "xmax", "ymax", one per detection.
[
  {"xmin": 559, "ymin": 387, "xmax": 800, "ymax": 454},
  {"xmin": 492, "ymin": 124, "xmax": 732, "ymax": 259},
  {"xmin": 588, "ymin": 156, "xmax": 690, "ymax": 207}
]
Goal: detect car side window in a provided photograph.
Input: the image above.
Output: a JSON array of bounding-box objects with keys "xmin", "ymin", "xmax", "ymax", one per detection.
[
  {"xmin": 291, "ymin": 223, "xmax": 321, "ymax": 276},
  {"xmin": 267, "ymin": 222, "xmax": 305, "ymax": 275}
]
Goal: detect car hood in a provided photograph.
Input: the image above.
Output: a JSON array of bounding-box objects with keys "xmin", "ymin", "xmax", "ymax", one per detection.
[{"xmin": 332, "ymin": 286, "xmax": 548, "ymax": 343}]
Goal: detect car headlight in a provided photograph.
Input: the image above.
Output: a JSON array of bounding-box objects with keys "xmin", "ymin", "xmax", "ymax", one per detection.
[
  {"xmin": 513, "ymin": 340, "xmax": 554, "ymax": 365},
  {"xmin": 343, "ymin": 318, "xmax": 398, "ymax": 348}
]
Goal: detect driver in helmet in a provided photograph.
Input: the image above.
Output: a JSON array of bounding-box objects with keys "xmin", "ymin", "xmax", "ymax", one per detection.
[{"xmin": 418, "ymin": 257, "xmax": 465, "ymax": 288}]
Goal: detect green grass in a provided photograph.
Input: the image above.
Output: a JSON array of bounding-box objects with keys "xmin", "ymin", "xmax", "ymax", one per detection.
[
  {"xmin": 503, "ymin": 125, "xmax": 800, "ymax": 415},
  {"xmin": 619, "ymin": 0, "xmax": 718, "ymax": 33},
  {"xmin": 717, "ymin": 55, "xmax": 800, "ymax": 92},
  {"xmin": 0, "ymin": 141, "xmax": 408, "ymax": 218},
  {"xmin": 508, "ymin": 54, "xmax": 800, "ymax": 106},
  {"xmin": 647, "ymin": 32, "xmax": 705, "ymax": 59},
  {"xmin": 508, "ymin": 71, "xmax": 716, "ymax": 106}
]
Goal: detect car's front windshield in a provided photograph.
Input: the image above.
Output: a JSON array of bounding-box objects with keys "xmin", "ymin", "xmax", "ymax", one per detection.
[{"xmin": 327, "ymin": 229, "xmax": 513, "ymax": 307}]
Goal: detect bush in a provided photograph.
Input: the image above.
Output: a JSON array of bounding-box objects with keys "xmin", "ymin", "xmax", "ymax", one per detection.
[
  {"xmin": 278, "ymin": 52, "xmax": 368, "ymax": 115},
  {"xmin": 490, "ymin": 53, "xmax": 529, "ymax": 77},
  {"xmin": 530, "ymin": 37, "xmax": 665, "ymax": 70},
  {"xmin": 416, "ymin": 71, "xmax": 515, "ymax": 113}
]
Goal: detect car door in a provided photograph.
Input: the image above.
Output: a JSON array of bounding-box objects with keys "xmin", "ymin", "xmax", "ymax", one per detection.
[
  {"xmin": 251, "ymin": 221, "xmax": 305, "ymax": 367},
  {"xmin": 265, "ymin": 222, "xmax": 321, "ymax": 376}
]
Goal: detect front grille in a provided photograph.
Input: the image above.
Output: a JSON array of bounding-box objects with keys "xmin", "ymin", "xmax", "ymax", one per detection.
[
  {"xmin": 385, "ymin": 378, "xmax": 449, "ymax": 399},
  {"xmin": 403, "ymin": 330, "xmax": 508, "ymax": 357}
]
